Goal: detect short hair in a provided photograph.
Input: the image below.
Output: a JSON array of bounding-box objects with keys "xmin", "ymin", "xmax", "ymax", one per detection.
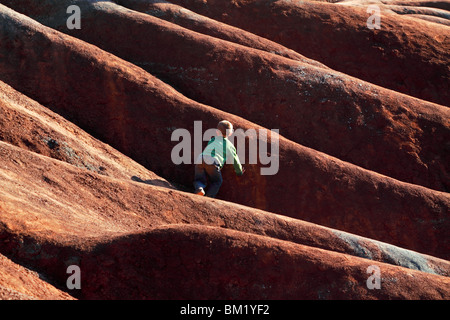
[{"xmin": 217, "ymin": 120, "xmax": 233, "ymax": 136}]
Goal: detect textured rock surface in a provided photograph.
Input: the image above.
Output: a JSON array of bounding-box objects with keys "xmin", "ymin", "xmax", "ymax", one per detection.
[
  {"xmin": 0, "ymin": 3, "xmax": 448, "ymax": 259},
  {"xmin": 2, "ymin": 3, "xmax": 450, "ymax": 258},
  {"xmin": 0, "ymin": 141, "xmax": 449, "ymax": 299},
  {"xmin": 0, "ymin": 0, "xmax": 448, "ymax": 300},
  {"xmin": 164, "ymin": 0, "xmax": 450, "ymax": 106},
  {"xmin": 79, "ymin": 224, "xmax": 450, "ymax": 300},
  {"xmin": 0, "ymin": 254, "xmax": 74, "ymax": 300},
  {"xmin": 0, "ymin": 81, "xmax": 174, "ymax": 188},
  {"xmin": 2, "ymin": 0, "xmax": 449, "ymax": 193},
  {"xmin": 1, "ymin": 132, "xmax": 449, "ymax": 272}
]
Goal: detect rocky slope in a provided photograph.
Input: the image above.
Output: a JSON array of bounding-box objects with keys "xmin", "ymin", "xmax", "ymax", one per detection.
[
  {"xmin": 0, "ymin": 0, "xmax": 448, "ymax": 300},
  {"xmin": 2, "ymin": 0, "xmax": 449, "ymax": 192},
  {"xmin": 0, "ymin": 253, "xmax": 74, "ymax": 300},
  {"xmin": 1, "ymin": 138, "xmax": 449, "ymax": 299},
  {"xmin": 161, "ymin": 0, "xmax": 450, "ymax": 106}
]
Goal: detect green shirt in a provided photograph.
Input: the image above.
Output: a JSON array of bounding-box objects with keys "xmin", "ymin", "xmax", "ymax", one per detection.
[{"xmin": 202, "ymin": 136, "xmax": 243, "ymax": 175}]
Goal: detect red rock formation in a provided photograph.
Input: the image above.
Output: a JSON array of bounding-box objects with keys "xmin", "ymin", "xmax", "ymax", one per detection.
[
  {"xmin": 0, "ymin": 140, "xmax": 449, "ymax": 299},
  {"xmin": 3, "ymin": 0, "xmax": 448, "ymax": 192},
  {"xmin": 164, "ymin": 0, "xmax": 450, "ymax": 106},
  {"xmin": 0, "ymin": 1, "xmax": 448, "ymax": 300},
  {"xmin": 407, "ymin": 14, "xmax": 450, "ymax": 26},
  {"xmin": 382, "ymin": 0, "xmax": 450, "ymax": 11},
  {"xmin": 79, "ymin": 224, "xmax": 450, "ymax": 300},
  {"xmin": 0, "ymin": 4, "xmax": 448, "ymax": 260},
  {"xmin": 111, "ymin": 0, "xmax": 329, "ymax": 67},
  {"xmin": 1, "ymin": 119, "xmax": 449, "ymax": 272},
  {"xmin": 381, "ymin": 0, "xmax": 450, "ymax": 26},
  {"xmin": 0, "ymin": 81, "xmax": 174, "ymax": 188},
  {"xmin": 0, "ymin": 254, "xmax": 75, "ymax": 300}
]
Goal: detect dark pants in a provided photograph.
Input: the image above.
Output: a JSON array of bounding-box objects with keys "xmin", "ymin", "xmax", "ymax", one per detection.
[{"xmin": 193, "ymin": 156, "xmax": 223, "ymax": 198}]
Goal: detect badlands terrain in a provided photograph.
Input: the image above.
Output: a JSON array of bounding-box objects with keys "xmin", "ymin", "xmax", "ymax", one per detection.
[{"xmin": 0, "ymin": 0, "xmax": 449, "ymax": 300}]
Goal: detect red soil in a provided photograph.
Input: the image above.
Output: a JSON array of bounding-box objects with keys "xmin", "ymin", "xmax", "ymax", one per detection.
[{"xmin": 0, "ymin": 1, "xmax": 448, "ymax": 300}]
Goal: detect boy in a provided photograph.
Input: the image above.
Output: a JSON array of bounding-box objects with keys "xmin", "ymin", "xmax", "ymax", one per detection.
[{"xmin": 194, "ymin": 120, "xmax": 244, "ymax": 197}]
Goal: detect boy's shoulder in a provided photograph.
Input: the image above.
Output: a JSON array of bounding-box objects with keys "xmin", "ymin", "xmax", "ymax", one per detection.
[
  {"xmin": 209, "ymin": 136, "xmax": 235, "ymax": 148},
  {"xmin": 207, "ymin": 136, "xmax": 216, "ymax": 145},
  {"xmin": 224, "ymin": 137, "xmax": 237, "ymax": 149}
]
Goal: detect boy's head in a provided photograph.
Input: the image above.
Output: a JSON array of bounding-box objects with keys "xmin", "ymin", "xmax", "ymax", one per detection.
[{"xmin": 217, "ymin": 120, "xmax": 233, "ymax": 137}]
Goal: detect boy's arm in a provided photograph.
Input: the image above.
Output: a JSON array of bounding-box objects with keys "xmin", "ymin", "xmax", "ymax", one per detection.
[{"xmin": 229, "ymin": 144, "xmax": 244, "ymax": 176}]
